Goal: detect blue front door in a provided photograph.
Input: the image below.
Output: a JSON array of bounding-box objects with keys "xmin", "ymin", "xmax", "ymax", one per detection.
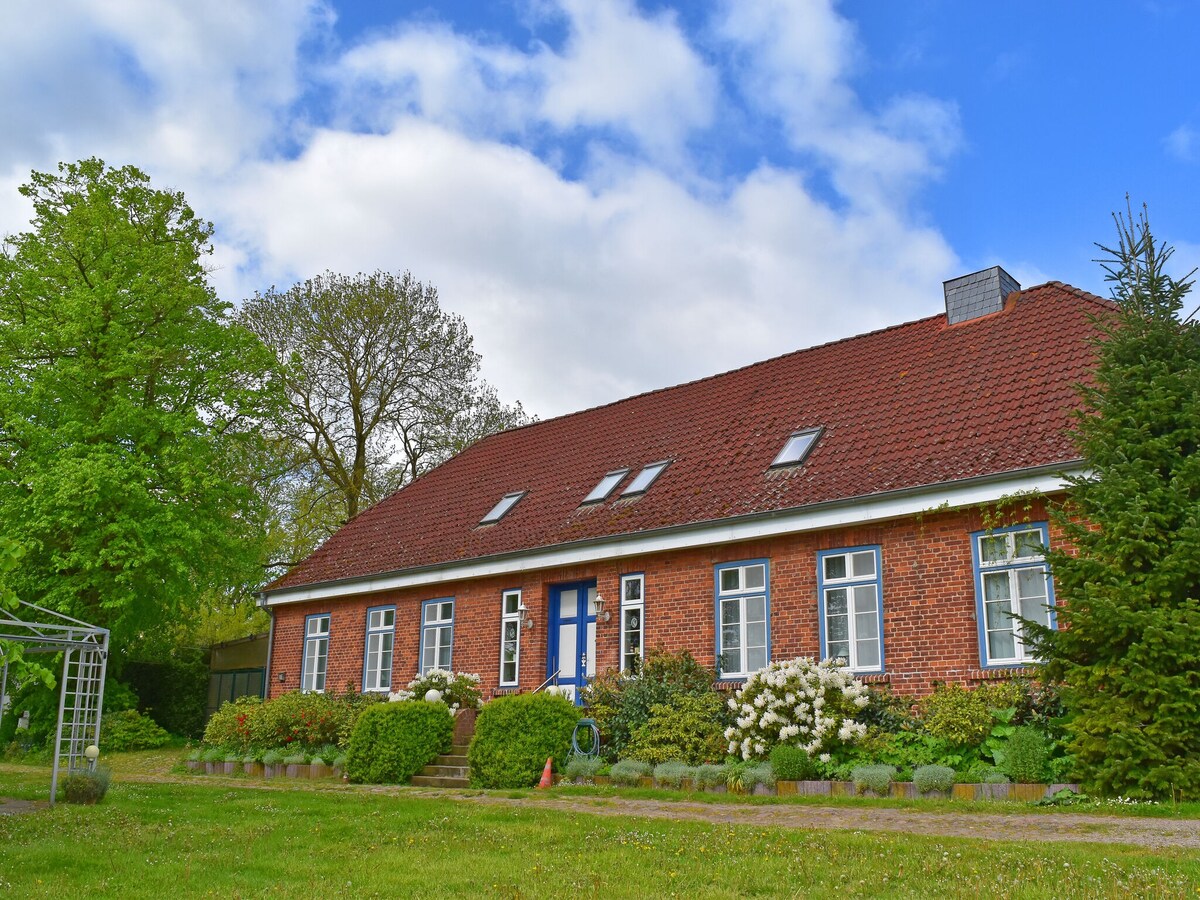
[{"xmin": 547, "ymin": 581, "xmax": 597, "ymax": 704}]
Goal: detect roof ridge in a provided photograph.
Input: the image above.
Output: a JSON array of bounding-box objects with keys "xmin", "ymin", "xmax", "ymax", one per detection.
[{"xmin": 1022, "ymin": 279, "xmax": 1115, "ymax": 309}]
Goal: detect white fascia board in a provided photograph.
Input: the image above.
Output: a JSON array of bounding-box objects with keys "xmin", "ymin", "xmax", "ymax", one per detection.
[{"xmin": 262, "ymin": 466, "xmax": 1080, "ymax": 607}]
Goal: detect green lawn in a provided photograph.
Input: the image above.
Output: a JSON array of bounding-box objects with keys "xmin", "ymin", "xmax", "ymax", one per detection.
[{"xmin": 1, "ymin": 764, "xmax": 1198, "ymax": 898}]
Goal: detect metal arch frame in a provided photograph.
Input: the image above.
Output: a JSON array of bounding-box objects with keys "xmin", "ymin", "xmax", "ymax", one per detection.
[{"xmin": 0, "ymin": 599, "xmax": 109, "ymax": 805}]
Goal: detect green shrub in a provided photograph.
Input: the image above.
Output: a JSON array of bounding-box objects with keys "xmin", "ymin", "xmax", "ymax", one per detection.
[
  {"xmin": 283, "ymin": 753, "xmax": 308, "ymax": 765},
  {"xmin": 201, "ymin": 747, "xmax": 225, "ymax": 763},
  {"xmin": 957, "ymin": 761, "xmax": 1009, "ymax": 784},
  {"xmin": 249, "ymin": 691, "xmax": 354, "ymax": 753},
  {"xmin": 913, "ymin": 764, "xmax": 956, "ymax": 794},
  {"xmin": 468, "ymin": 693, "xmax": 579, "ymax": 789},
  {"xmin": 62, "ymin": 767, "xmax": 111, "ymax": 804},
  {"xmin": 332, "ymin": 753, "xmax": 347, "ymax": 770},
  {"xmin": 624, "ymin": 693, "xmax": 727, "ymax": 765},
  {"xmin": 1002, "ymin": 727, "xmax": 1050, "ymax": 783},
  {"xmin": 745, "ymin": 762, "xmax": 774, "ymax": 788},
  {"xmin": 609, "ymin": 759, "xmax": 652, "ymax": 786},
  {"xmin": 857, "ymin": 686, "xmax": 919, "ymax": 732},
  {"xmin": 100, "ymin": 709, "xmax": 173, "ymax": 752},
  {"xmin": 851, "ymin": 764, "xmax": 896, "ymax": 795},
  {"xmin": 262, "ymin": 749, "xmax": 284, "ymax": 766},
  {"xmin": 583, "ymin": 650, "xmax": 721, "ymax": 761},
  {"xmin": 769, "ymin": 744, "xmax": 819, "ymax": 781},
  {"xmin": 102, "ymin": 679, "xmax": 139, "ymax": 715},
  {"xmin": 202, "ymin": 696, "xmax": 263, "ymax": 753},
  {"xmin": 242, "ymin": 755, "xmax": 256, "ymax": 765},
  {"xmin": 186, "ymin": 748, "xmax": 202, "ymax": 762},
  {"xmin": 652, "ymin": 760, "xmax": 696, "ymax": 788},
  {"xmin": 309, "ymin": 756, "xmax": 327, "ymax": 767},
  {"xmin": 564, "ymin": 755, "xmax": 604, "ymax": 780},
  {"xmin": 696, "ymin": 763, "xmax": 725, "ymax": 788},
  {"xmin": 919, "ymin": 682, "xmax": 1023, "ymax": 746},
  {"xmin": 345, "ymin": 701, "xmax": 453, "ymax": 784}
]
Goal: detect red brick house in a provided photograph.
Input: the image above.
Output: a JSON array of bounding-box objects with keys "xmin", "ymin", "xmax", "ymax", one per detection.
[{"xmin": 261, "ymin": 268, "xmax": 1111, "ymax": 701}]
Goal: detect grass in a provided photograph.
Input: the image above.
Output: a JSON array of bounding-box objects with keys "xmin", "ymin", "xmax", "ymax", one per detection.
[{"xmin": 0, "ymin": 762, "xmax": 1198, "ymax": 898}]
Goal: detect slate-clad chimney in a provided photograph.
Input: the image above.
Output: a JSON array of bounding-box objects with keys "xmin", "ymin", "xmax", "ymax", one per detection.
[{"xmin": 944, "ymin": 266, "xmax": 1020, "ymax": 324}]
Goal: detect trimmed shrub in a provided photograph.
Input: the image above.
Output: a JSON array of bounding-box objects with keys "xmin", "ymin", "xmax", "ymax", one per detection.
[
  {"xmin": 345, "ymin": 701, "xmax": 453, "ymax": 784},
  {"xmin": 745, "ymin": 762, "xmax": 774, "ymax": 789},
  {"xmin": 583, "ymin": 650, "xmax": 721, "ymax": 761},
  {"xmin": 468, "ymin": 693, "xmax": 579, "ymax": 788},
  {"xmin": 913, "ymin": 764, "xmax": 956, "ymax": 794},
  {"xmin": 283, "ymin": 753, "xmax": 307, "ymax": 766},
  {"xmin": 610, "ymin": 759, "xmax": 652, "ymax": 786},
  {"xmin": 62, "ymin": 767, "xmax": 111, "ymax": 804},
  {"xmin": 564, "ymin": 755, "xmax": 604, "ymax": 780},
  {"xmin": 652, "ymin": 760, "xmax": 696, "ymax": 788},
  {"xmin": 100, "ymin": 709, "xmax": 173, "ymax": 752},
  {"xmin": 769, "ymin": 744, "xmax": 819, "ymax": 781},
  {"xmin": 919, "ymin": 682, "xmax": 1023, "ymax": 746},
  {"xmin": 1002, "ymin": 726, "xmax": 1050, "ymax": 783},
  {"xmin": 696, "ymin": 763, "xmax": 725, "ymax": 788},
  {"xmin": 624, "ymin": 693, "xmax": 727, "ymax": 765},
  {"xmin": 249, "ymin": 691, "xmax": 354, "ymax": 753},
  {"xmin": 201, "ymin": 747, "xmax": 224, "ymax": 763},
  {"xmin": 851, "ymin": 764, "xmax": 896, "ymax": 795},
  {"xmin": 261, "ymin": 749, "xmax": 284, "ymax": 766},
  {"xmin": 202, "ymin": 696, "xmax": 263, "ymax": 754},
  {"xmin": 724, "ymin": 657, "xmax": 869, "ymax": 760},
  {"xmin": 957, "ymin": 761, "xmax": 1010, "ymax": 784}
]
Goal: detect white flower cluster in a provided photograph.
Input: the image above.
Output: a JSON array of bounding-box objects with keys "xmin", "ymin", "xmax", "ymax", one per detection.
[
  {"xmin": 722, "ymin": 657, "xmax": 870, "ymax": 760},
  {"xmin": 387, "ymin": 670, "xmax": 482, "ymax": 712}
]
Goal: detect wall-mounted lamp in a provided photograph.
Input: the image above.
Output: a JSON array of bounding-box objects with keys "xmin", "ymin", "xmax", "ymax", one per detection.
[
  {"xmin": 277, "ymin": 671, "xmax": 287, "ymax": 683},
  {"xmin": 517, "ymin": 600, "xmax": 534, "ymax": 630},
  {"xmin": 593, "ymin": 592, "xmax": 611, "ymax": 623}
]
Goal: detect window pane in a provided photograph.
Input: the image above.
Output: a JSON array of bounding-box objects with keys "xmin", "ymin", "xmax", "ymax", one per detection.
[
  {"xmin": 1014, "ymin": 530, "xmax": 1044, "ymax": 559},
  {"xmin": 441, "ymin": 601, "xmax": 454, "ymax": 621},
  {"xmin": 721, "ymin": 598, "xmax": 741, "ymax": 625},
  {"xmin": 745, "ymin": 595, "xmax": 766, "ymax": 622},
  {"xmin": 720, "ymin": 569, "xmax": 740, "ymax": 592},
  {"xmin": 825, "ymin": 588, "xmax": 848, "ymax": 617},
  {"xmin": 987, "ymin": 628, "xmax": 1016, "ymax": 660},
  {"xmin": 980, "ymin": 535, "xmax": 1008, "ymax": 563},
  {"xmin": 744, "ymin": 565, "xmax": 765, "ymax": 590},
  {"xmin": 720, "ymin": 647, "xmax": 742, "ymax": 674},
  {"xmin": 855, "ymin": 610, "xmax": 879, "ymax": 641},
  {"xmin": 983, "ymin": 572, "xmax": 1011, "ymax": 602},
  {"xmin": 823, "ymin": 554, "xmax": 847, "ymax": 580},
  {"xmin": 502, "ymin": 660, "xmax": 516, "ymax": 683},
  {"xmin": 425, "ymin": 604, "xmax": 437, "ymax": 624},
  {"xmin": 504, "ymin": 620, "xmax": 518, "ymax": 642},
  {"xmin": 856, "ymin": 640, "xmax": 880, "ymax": 669},
  {"xmin": 827, "ymin": 640, "xmax": 850, "ymax": 663},
  {"xmin": 827, "ymin": 614, "xmax": 849, "ymax": 643},
  {"xmin": 504, "ymin": 593, "xmax": 520, "ymax": 616},
  {"xmin": 722, "ymin": 623, "xmax": 741, "ymax": 652},
  {"xmin": 746, "ymin": 645, "xmax": 768, "ymax": 672},
  {"xmin": 623, "ymin": 577, "xmax": 642, "ymax": 603},
  {"xmin": 746, "ymin": 621, "xmax": 767, "ymax": 649},
  {"xmin": 851, "ymin": 551, "xmax": 876, "ymax": 578},
  {"xmin": 853, "ymin": 584, "xmax": 877, "ymax": 614},
  {"xmin": 985, "ymin": 599, "xmax": 1013, "ymax": 631}
]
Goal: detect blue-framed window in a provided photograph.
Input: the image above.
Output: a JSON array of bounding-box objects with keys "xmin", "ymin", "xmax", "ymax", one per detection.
[
  {"xmin": 620, "ymin": 573, "xmax": 645, "ymax": 673},
  {"xmin": 420, "ymin": 598, "xmax": 454, "ymax": 674},
  {"xmin": 817, "ymin": 546, "xmax": 884, "ymax": 673},
  {"xmin": 715, "ymin": 560, "xmax": 770, "ymax": 678},
  {"xmin": 301, "ymin": 613, "xmax": 330, "ymax": 693},
  {"xmin": 362, "ymin": 606, "xmax": 395, "ymax": 692},
  {"xmin": 972, "ymin": 523, "xmax": 1055, "ymax": 667},
  {"xmin": 499, "ymin": 590, "xmax": 521, "ymax": 687}
]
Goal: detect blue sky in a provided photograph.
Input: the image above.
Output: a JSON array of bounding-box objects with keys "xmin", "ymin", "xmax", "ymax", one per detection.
[{"xmin": 1, "ymin": 1, "xmax": 1196, "ymax": 417}]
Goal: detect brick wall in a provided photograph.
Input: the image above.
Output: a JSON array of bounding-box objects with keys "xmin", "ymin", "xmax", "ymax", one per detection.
[{"xmin": 268, "ymin": 501, "xmax": 1063, "ymax": 700}]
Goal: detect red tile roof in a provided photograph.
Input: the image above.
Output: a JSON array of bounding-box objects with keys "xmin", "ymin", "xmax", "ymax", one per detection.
[{"xmin": 267, "ymin": 282, "xmax": 1112, "ymax": 592}]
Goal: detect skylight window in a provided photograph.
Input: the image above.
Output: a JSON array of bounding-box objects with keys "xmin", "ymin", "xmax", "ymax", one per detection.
[
  {"xmin": 622, "ymin": 460, "xmax": 670, "ymax": 496},
  {"xmin": 480, "ymin": 491, "xmax": 526, "ymax": 525},
  {"xmin": 771, "ymin": 427, "xmax": 822, "ymax": 468},
  {"xmin": 582, "ymin": 468, "xmax": 629, "ymax": 504}
]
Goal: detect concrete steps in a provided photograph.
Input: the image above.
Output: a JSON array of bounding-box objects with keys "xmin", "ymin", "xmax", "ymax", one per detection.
[{"xmin": 410, "ymin": 745, "xmax": 470, "ymax": 788}]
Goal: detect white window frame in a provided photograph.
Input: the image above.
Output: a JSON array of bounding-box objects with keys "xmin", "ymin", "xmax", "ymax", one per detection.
[
  {"xmin": 972, "ymin": 523, "xmax": 1055, "ymax": 667},
  {"xmin": 817, "ymin": 546, "xmax": 884, "ymax": 673},
  {"xmin": 499, "ymin": 589, "xmax": 522, "ymax": 687},
  {"xmin": 619, "ymin": 573, "xmax": 645, "ymax": 673},
  {"xmin": 301, "ymin": 613, "xmax": 330, "ymax": 694},
  {"xmin": 420, "ymin": 598, "xmax": 455, "ymax": 674},
  {"xmin": 362, "ymin": 605, "xmax": 395, "ymax": 692},
  {"xmin": 715, "ymin": 561, "xmax": 770, "ymax": 679}
]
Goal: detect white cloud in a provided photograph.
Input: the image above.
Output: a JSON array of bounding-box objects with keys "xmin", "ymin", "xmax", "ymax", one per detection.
[
  {"xmin": 1165, "ymin": 125, "xmax": 1196, "ymax": 162},
  {"xmin": 713, "ymin": 0, "xmax": 960, "ymax": 207}
]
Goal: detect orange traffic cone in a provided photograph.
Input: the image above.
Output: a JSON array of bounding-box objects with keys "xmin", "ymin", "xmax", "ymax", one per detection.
[{"xmin": 537, "ymin": 756, "xmax": 554, "ymax": 789}]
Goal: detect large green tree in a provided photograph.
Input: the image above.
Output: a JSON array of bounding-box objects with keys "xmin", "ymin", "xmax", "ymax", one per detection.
[
  {"xmin": 1033, "ymin": 207, "xmax": 1200, "ymax": 799},
  {"xmin": 0, "ymin": 159, "xmax": 276, "ymax": 654},
  {"xmin": 241, "ymin": 270, "xmax": 528, "ymax": 567}
]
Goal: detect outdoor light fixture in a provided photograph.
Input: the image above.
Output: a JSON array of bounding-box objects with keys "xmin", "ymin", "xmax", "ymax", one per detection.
[
  {"xmin": 277, "ymin": 671, "xmax": 287, "ymax": 683},
  {"xmin": 593, "ymin": 592, "xmax": 611, "ymax": 623},
  {"xmin": 517, "ymin": 600, "xmax": 534, "ymax": 630},
  {"xmin": 84, "ymin": 745, "xmax": 99, "ymax": 761}
]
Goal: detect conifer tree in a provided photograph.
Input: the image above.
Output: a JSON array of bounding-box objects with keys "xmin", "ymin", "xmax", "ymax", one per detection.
[{"xmin": 1033, "ymin": 206, "xmax": 1200, "ymax": 799}]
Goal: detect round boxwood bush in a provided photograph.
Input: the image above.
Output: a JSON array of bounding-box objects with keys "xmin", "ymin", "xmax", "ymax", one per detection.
[
  {"xmin": 468, "ymin": 693, "xmax": 579, "ymax": 788},
  {"xmin": 769, "ymin": 744, "xmax": 819, "ymax": 781},
  {"xmin": 101, "ymin": 709, "xmax": 173, "ymax": 752},
  {"xmin": 913, "ymin": 764, "xmax": 956, "ymax": 794},
  {"xmin": 344, "ymin": 701, "xmax": 453, "ymax": 784}
]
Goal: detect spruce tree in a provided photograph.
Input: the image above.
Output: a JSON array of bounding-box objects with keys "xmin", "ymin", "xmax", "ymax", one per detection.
[{"xmin": 1034, "ymin": 206, "xmax": 1200, "ymax": 799}]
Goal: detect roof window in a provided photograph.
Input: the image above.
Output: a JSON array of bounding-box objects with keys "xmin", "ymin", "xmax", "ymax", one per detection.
[
  {"xmin": 622, "ymin": 460, "xmax": 670, "ymax": 496},
  {"xmin": 582, "ymin": 468, "xmax": 629, "ymax": 504},
  {"xmin": 480, "ymin": 491, "xmax": 526, "ymax": 525},
  {"xmin": 771, "ymin": 427, "xmax": 822, "ymax": 468}
]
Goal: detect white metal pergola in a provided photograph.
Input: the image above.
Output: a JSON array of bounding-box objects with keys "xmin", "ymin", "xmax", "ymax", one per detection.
[{"xmin": 0, "ymin": 600, "xmax": 109, "ymax": 805}]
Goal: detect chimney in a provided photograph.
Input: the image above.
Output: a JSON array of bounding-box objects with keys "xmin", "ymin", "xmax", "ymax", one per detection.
[{"xmin": 944, "ymin": 266, "xmax": 1020, "ymax": 324}]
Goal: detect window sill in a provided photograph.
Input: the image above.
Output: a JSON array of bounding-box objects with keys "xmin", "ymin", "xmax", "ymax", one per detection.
[
  {"xmin": 969, "ymin": 665, "xmax": 1036, "ymax": 681},
  {"xmin": 858, "ymin": 672, "xmax": 890, "ymax": 684}
]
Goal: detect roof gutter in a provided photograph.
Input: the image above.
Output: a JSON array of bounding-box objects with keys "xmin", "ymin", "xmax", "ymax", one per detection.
[{"xmin": 261, "ymin": 461, "xmax": 1083, "ymax": 607}]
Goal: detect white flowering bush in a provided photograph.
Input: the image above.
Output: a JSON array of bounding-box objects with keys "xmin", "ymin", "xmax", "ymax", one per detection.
[
  {"xmin": 388, "ymin": 670, "xmax": 482, "ymax": 712},
  {"xmin": 723, "ymin": 657, "xmax": 869, "ymax": 760}
]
